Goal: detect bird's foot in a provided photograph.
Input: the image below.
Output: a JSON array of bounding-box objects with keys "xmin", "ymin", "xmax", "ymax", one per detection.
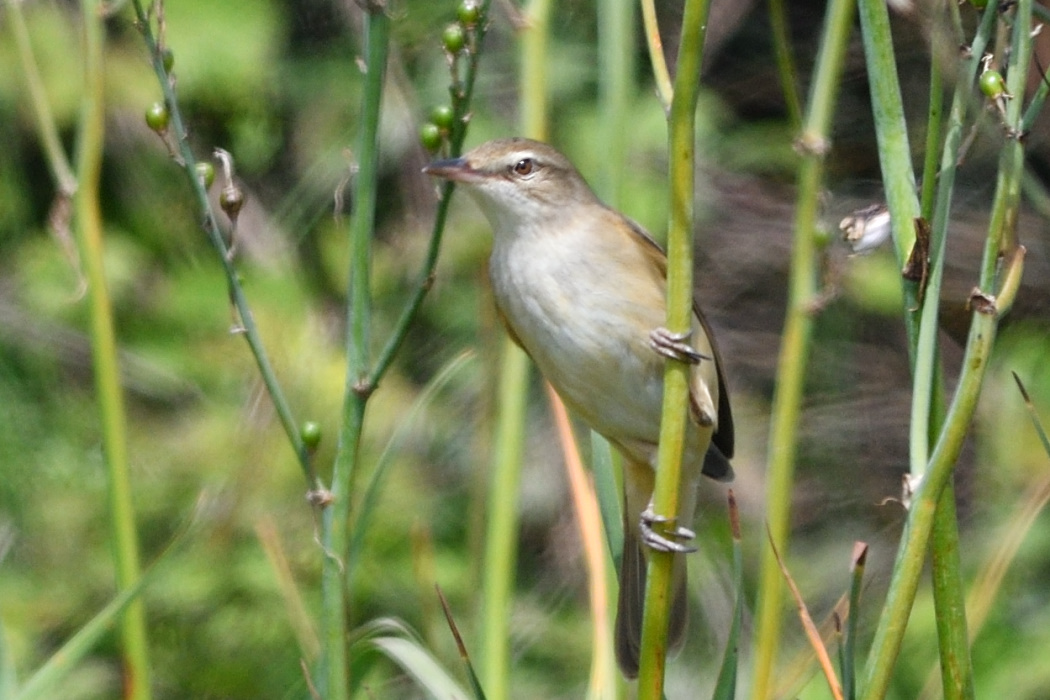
[
  {"xmin": 649, "ymin": 327, "xmax": 710, "ymax": 365},
  {"xmin": 640, "ymin": 507, "xmax": 697, "ymax": 553}
]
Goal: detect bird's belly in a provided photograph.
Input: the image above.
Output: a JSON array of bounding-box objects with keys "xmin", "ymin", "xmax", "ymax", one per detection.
[{"xmin": 491, "ymin": 255, "xmax": 666, "ymax": 450}]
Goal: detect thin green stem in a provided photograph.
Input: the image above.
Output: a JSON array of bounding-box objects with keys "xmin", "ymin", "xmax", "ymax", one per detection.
[
  {"xmin": 635, "ymin": 0, "xmax": 709, "ymax": 694},
  {"xmin": 367, "ymin": 0, "xmax": 493, "ymax": 388},
  {"xmin": 930, "ymin": 480, "xmax": 974, "ymax": 700},
  {"xmin": 479, "ymin": 342, "xmax": 530, "ymax": 700},
  {"xmin": 598, "ymin": 0, "xmax": 635, "ymax": 204},
  {"xmin": 318, "ymin": 7, "xmax": 391, "ymax": 698},
  {"xmin": 75, "ymin": 1, "xmax": 152, "ymax": 697},
  {"xmin": 128, "ymin": 0, "xmax": 318, "ymax": 489},
  {"xmin": 768, "ymin": 0, "xmax": 803, "ymax": 128},
  {"xmin": 907, "ymin": 1, "xmax": 989, "ymax": 481},
  {"xmin": 922, "ymin": 9, "xmax": 972, "ymax": 678},
  {"xmin": 749, "ymin": 1, "xmax": 855, "ymax": 697},
  {"xmin": 9, "ymin": 1, "xmax": 77, "ymax": 195}
]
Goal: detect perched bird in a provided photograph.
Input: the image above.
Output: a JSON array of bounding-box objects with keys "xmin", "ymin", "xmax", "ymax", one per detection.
[{"xmin": 424, "ymin": 138, "xmax": 734, "ymax": 678}]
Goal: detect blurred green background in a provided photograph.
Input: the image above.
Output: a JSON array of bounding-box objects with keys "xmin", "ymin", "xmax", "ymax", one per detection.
[{"xmin": 2, "ymin": 1, "xmax": 1050, "ymax": 698}]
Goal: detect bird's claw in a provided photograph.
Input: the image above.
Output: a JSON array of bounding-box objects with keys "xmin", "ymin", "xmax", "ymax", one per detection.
[
  {"xmin": 640, "ymin": 507, "xmax": 697, "ymax": 553},
  {"xmin": 649, "ymin": 327, "xmax": 710, "ymax": 365}
]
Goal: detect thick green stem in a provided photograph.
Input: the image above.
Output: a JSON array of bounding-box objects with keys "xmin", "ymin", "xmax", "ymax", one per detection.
[
  {"xmin": 319, "ymin": 8, "xmax": 390, "ymax": 698},
  {"xmin": 635, "ymin": 0, "xmax": 709, "ymax": 694},
  {"xmin": 855, "ymin": 0, "xmax": 922, "ymax": 336},
  {"xmin": 749, "ymin": 2, "xmax": 854, "ymax": 697},
  {"xmin": 75, "ymin": 1, "xmax": 152, "ymax": 697}
]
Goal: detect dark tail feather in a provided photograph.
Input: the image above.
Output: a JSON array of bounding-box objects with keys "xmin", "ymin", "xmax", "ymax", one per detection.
[{"xmin": 614, "ymin": 519, "xmax": 689, "ymax": 678}]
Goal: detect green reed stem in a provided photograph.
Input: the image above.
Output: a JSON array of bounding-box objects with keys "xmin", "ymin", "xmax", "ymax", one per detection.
[
  {"xmin": 477, "ymin": 1, "xmax": 551, "ymax": 696},
  {"xmin": 635, "ymin": 0, "xmax": 709, "ymax": 695},
  {"xmin": 317, "ymin": 6, "xmax": 390, "ymax": 698},
  {"xmin": 749, "ymin": 2, "xmax": 855, "ymax": 697},
  {"xmin": 860, "ymin": 2, "xmax": 1031, "ymax": 692},
  {"xmin": 72, "ymin": 2, "xmax": 153, "ymax": 697}
]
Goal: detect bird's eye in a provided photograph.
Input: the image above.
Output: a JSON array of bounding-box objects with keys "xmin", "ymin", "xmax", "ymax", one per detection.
[{"xmin": 512, "ymin": 158, "xmax": 535, "ymax": 176}]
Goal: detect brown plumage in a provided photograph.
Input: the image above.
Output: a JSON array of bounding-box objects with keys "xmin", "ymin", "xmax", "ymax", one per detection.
[{"xmin": 424, "ymin": 138, "xmax": 733, "ymax": 678}]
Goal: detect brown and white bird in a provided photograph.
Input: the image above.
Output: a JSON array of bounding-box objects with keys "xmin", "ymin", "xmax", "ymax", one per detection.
[{"xmin": 424, "ymin": 137, "xmax": 734, "ymax": 678}]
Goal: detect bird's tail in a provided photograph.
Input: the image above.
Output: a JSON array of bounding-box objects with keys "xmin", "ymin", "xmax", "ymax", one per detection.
[{"xmin": 614, "ymin": 460, "xmax": 689, "ymax": 678}]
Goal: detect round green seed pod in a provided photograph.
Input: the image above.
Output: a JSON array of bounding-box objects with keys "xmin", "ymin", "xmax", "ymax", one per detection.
[
  {"xmin": 145, "ymin": 102, "xmax": 169, "ymax": 133},
  {"xmin": 430, "ymin": 105, "xmax": 455, "ymax": 131},
  {"xmin": 420, "ymin": 122, "xmax": 442, "ymax": 152},
  {"xmin": 979, "ymin": 69, "xmax": 1006, "ymax": 99},
  {"xmin": 443, "ymin": 23, "xmax": 466, "ymax": 54},
  {"xmin": 457, "ymin": 0, "xmax": 481, "ymax": 26},
  {"xmin": 195, "ymin": 162, "xmax": 216, "ymax": 189},
  {"xmin": 300, "ymin": 421, "xmax": 322, "ymax": 451}
]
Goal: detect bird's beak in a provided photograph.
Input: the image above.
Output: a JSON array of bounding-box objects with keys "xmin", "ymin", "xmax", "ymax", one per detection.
[{"xmin": 422, "ymin": 157, "xmax": 483, "ymax": 183}]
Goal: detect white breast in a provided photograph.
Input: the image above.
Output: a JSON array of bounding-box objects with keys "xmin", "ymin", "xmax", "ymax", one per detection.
[{"xmin": 487, "ymin": 221, "xmax": 668, "ymax": 453}]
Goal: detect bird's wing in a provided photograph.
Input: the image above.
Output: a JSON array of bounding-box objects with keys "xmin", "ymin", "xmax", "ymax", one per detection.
[{"xmin": 623, "ymin": 216, "xmax": 735, "ymax": 461}]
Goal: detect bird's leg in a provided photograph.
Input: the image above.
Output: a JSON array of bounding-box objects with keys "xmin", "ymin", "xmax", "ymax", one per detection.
[
  {"xmin": 649, "ymin": 327, "xmax": 711, "ymax": 365},
  {"xmin": 639, "ymin": 506, "xmax": 697, "ymax": 553}
]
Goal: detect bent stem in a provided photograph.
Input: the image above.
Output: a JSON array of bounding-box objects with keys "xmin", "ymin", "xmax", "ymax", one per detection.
[{"xmin": 749, "ymin": 1, "xmax": 855, "ymax": 697}]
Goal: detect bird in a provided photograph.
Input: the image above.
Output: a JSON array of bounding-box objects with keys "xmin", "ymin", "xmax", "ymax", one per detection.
[{"xmin": 423, "ymin": 137, "xmax": 734, "ymax": 678}]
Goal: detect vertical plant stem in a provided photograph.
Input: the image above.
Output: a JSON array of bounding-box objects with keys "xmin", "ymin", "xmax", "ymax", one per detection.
[
  {"xmin": 478, "ymin": 1, "xmax": 551, "ymax": 696},
  {"xmin": 855, "ymin": 0, "xmax": 922, "ymax": 333},
  {"xmin": 768, "ymin": 0, "xmax": 803, "ymax": 128},
  {"xmin": 860, "ymin": 1, "xmax": 1031, "ymax": 691},
  {"xmin": 859, "ymin": 249, "xmax": 1024, "ymax": 699},
  {"xmin": 74, "ymin": 1, "xmax": 152, "ymax": 697},
  {"xmin": 749, "ymin": 2, "xmax": 854, "ymax": 697},
  {"xmin": 479, "ymin": 341, "xmax": 529, "ymax": 700},
  {"xmin": 319, "ymin": 7, "xmax": 390, "ymax": 698},
  {"xmin": 635, "ymin": 0, "xmax": 709, "ymax": 695},
  {"xmin": 930, "ymin": 479, "xmax": 974, "ymax": 700},
  {"xmin": 596, "ymin": 6, "xmax": 632, "ymax": 695},
  {"xmin": 598, "ymin": 0, "xmax": 635, "ymax": 204},
  {"xmin": 912, "ymin": 6, "xmax": 975, "ymax": 695}
]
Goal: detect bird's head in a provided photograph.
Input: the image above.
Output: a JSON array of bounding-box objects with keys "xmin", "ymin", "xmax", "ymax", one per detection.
[{"xmin": 423, "ymin": 138, "xmax": 600, "ymax": 237}]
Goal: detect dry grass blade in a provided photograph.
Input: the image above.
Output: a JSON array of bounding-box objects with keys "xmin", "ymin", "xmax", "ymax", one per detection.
[
  {"xmin": 545, "ymin": 384, "xmax": 617, "ymax": 698},
  {"xmin": 1014, "ymin": 371, "xmax": 1050, "ymax": 457},
  {"xmin": 256, "ymin": 517, "xmax": 320, "ymax": 662},
  {"xmin": 767, "ymin": 524, "xmax": 845, "ymax": 700},
  {"xmin": 436, "ymin": 584, "xmax": 487, "ymax": 699}
]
